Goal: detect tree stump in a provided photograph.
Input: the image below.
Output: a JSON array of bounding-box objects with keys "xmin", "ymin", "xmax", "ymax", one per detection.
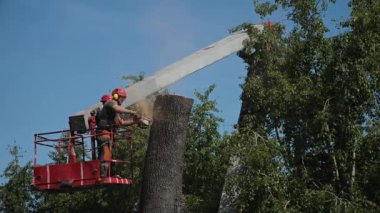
[{"xmin": 140, "ymin": 95, "xmax": 193, "ymax": 213}]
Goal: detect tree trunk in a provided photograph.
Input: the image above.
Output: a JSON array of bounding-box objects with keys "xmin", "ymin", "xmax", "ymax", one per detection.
[
  {"xmin": 139, "ymin": 95, "xmax": 193, "ymax": 213},
  {"xmin": 350, "ymin": 137, "xmax": 357, "ymax": 195},
  {"xmin": 218, "ymin": 156, "xmax": 242, "ymax": 213}
]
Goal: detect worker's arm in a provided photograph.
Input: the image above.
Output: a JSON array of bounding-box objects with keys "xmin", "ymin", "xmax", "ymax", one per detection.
[
  {"xmin": 115, "ymin": 114, "xmax": 140, "ymax": 126},
  {"xmin": 112, "ymin": 104, "xmax": 139, "ymax": 117}
]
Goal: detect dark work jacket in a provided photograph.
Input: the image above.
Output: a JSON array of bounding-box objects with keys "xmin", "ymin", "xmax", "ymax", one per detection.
[{"xmin": 97, "ymin": 100, "xmax": 118, "ymax": 130}]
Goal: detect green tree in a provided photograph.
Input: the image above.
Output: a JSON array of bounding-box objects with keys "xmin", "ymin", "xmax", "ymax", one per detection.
[
  {"xmin": 222, "ymin": 0, "xmax": 379, "ymax": 211},
  {"xmin": 226, "ymin": 19, "xmax": 290, "ymax": 212},
  {"xmin": 183, "ymin": 85, "xmax": 230, "ymax": 212},
  {"xmin": 0, "ymin": 144, "xmax": 41, "ymax": 212},
  {"xmin": 358, "ymin": 113, "xmax": 380, "ymax": 208}
]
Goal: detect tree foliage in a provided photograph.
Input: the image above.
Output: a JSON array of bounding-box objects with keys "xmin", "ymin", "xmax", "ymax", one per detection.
[
  {"xmin": 0, "ymin": 144, "xmax": 41, "ymax": 212},
  {"xmin": 183, "ymin": 85, "xmax": 230, "ymax": 212},
  {"xmin": 224, "ymin": 0, "xmax": 380, "ymax": 212}
]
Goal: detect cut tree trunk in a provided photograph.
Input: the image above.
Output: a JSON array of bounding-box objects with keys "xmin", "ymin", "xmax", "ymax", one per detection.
[{"xmin": 139, "ymin": 95, "xmax": 193, "ymax": 213}]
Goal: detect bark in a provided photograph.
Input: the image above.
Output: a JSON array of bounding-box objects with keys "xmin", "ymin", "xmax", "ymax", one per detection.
[
  {"xmin": 218, "ymin": 156, "xmax": 242, "ymax": 213},
  {"xmin": 139, "ymin": 95, "xmax": 193, "ymax": 213},
  {"xmin": 350, "ymin": 137, "xmax": 357, "ymax": 194},
  {"xmin": 327, "ymin": 127, "xmax": 340, "ymax": 184}
]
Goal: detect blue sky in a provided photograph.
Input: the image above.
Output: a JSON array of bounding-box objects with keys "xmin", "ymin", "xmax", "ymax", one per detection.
[{"xmin": 0, "ymin": 1, "xmax": 350, "ymax": 172}]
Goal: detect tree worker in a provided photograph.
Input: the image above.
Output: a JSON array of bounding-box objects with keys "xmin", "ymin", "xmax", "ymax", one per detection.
[
  {"xmin": 90, "ymin": 94, "xmax": 113, "ymax": 159},
  {"xmin": 100, "ymin": 94, "xmax": 113, "ymax": 104},
  {"xmin": 96, "ymin": 87, "xmax": 141, "ymax": 176},
  {"xmin": 94, "ymin": 94, "xmax": 113, "ymax": 126}
]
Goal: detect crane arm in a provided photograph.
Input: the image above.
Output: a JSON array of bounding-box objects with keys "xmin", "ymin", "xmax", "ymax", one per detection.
[{"xmin": 76, "ymin": 24, "xmax": 264, "ymax": 119}]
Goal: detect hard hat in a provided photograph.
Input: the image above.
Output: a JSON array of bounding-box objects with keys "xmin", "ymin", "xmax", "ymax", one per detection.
[
  {"xmin": 100, "ymin": 94, "xmax": 112, "ymax": 103},
  {"xmin": 112, "ymin": 87, "xmax": 127, "ymax": 100}
]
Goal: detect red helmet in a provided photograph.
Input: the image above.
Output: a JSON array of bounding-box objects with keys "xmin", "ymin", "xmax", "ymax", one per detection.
[
  {"xmin": 100, "ymin": 94, "xmax": 112, "ymax": 103},
  {"xmin": 112, "ymin": 87, "xmax": 127, "ymax": 100}
]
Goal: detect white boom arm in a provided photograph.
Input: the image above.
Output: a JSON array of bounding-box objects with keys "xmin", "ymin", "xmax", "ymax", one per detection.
[{"xmin": 76, "ymin": 24, "xmax": 263, "ymax": 118}]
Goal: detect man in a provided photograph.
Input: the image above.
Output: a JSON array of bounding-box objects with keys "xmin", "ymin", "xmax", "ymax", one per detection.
[
  {"xmin": 96, "ymin": 87, "xmax": 140, "ymax": 176},
  {"xmin": 100, "ymin": 94, "xmax": 112, "ymax": 104},
  {"xmin": 94, "ymin": 94, "xmax": 113, "ymax": 128}
]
